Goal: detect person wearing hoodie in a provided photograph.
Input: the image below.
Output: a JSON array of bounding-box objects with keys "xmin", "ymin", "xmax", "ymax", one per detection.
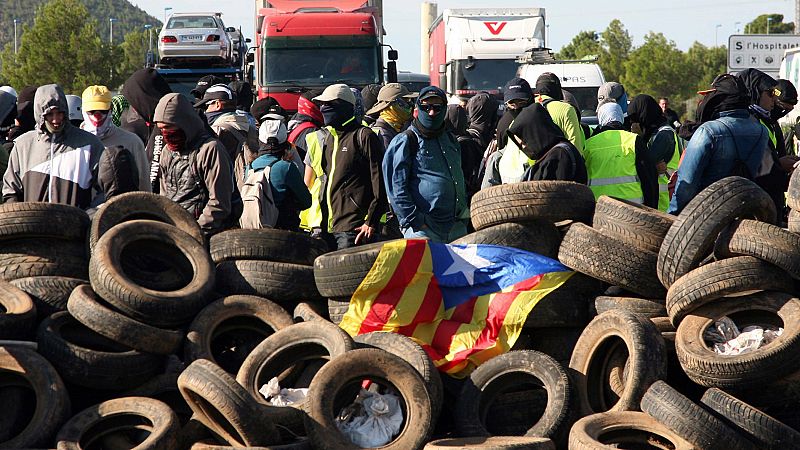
[
  {"xmin": 505, "ymin": 102, "xmax": 587, "ymax": 184},
  {"xmin": 464, "ymin": 92, "xmax": 497, "ymax": 195},
  {"xmin": 383, "ymin": 86, "xmax": 468, "ymax": 242},
  {"xmin": 482, "ymin": 78, "xmax": 534, "ymax": 189},
  {"xmin": 361, "ymin": 83, "xmax": 382, "ymax": 124},
  {"xmin": 8, "ymin": 86, "xmax": 37, "ymax": 142},
  {"xmin": 3, "ymin": 84, "xmax": 105, "ymax": 208},
  {"xmin": 0, "ymin": 90, "xmax": 17, "ymax": 179},
  {"xmin": 120, "ymin": 68, "xmax": 173, "ymax": 192},
  {"xmin": 81, "ymin": 85, "xmax": 150, "ymax": 192},
  {"xmin": 368, "ymin": 83, "xmax": 417, "ymax": 149},
  {"xmin": 287, "ymin": 89, "xmax": 324, "ymax": 157},
  {"xmin": 154, "ymin": 93, "xmax": 235, "ymax": 237},
  {"xmin": 534, "ymin": 73, "xmax": 585, "ymax": 152}
]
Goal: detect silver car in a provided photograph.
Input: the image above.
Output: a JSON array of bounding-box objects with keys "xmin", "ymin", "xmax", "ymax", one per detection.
[{"xmin": 158, "ymin": 13, "xmax": 233, "ymax": 66}]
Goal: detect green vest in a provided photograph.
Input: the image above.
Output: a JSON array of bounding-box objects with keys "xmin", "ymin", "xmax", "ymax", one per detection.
[
  {"xmin": 760, "ymin": 119, "xmax": 778, "ymax": 150},
  {"xmin": 656, "ymin": 126, "xmax": 681, "ymax": 212},
  {"xmin": 584, "ymin": 129, "xmax": 643, "ymax": 203}
]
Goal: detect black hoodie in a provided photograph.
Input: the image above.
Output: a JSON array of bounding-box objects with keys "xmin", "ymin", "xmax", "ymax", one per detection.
[
  {"xmin": 466, "ymin": 92, "xmax": 497, "ymax": 149},
  {"xmin": 628, "ymin": 95, "xmax": 676, "ymax": 168}
]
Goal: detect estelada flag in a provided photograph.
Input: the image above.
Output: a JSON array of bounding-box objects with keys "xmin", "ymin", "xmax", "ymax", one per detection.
[{"xmin": 339, "ymin": 239, "xmax": 574, "ymax": 378}]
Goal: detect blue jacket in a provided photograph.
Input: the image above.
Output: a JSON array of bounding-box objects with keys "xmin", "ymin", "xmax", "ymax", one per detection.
[
  {"xmin": 669, "ymin": 110, "xmax": 770, "ymax": 214},
  {"xmin": 249, "ymin": 153, "xmax": 311, "ymax": 210},
  {"xmin": 383, "ymin": 126, "xmax": 467, "ymax": 237}
]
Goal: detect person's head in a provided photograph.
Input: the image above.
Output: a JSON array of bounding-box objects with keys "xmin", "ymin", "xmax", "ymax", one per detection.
[
  {"xmin": 773, "ymin": 79, "xmax": 798, "ymax": 120},
  {"xmin": 534, "ymin": 73, "xmax": 563, "ymax": 101},
  {"xmin": 738, "ymin": 68, "xmax": 778, "ymax": 112},
  {"xmin": 229, "ymin": 81, "xmax": 254, "ymax": 111},
  {"xmin": 694, "ymin": 73, "xmax": 751, "ymax": 122},
  {"xmin": 658, "ymin": 97, "xmax": 670, "ymax": 113},
  {"xmin": 415, "ymin": 86, "xmax": 447, "ymax": 131},
  {"xmin": 191, "ymin": 75, "xmax": 224, "ymax": 100},
  {"xmin": 445, "ymin": 104, "xmax": 468, "ymax": 136},
  {"xmin": 121, "ymin": 68, "xmax": 172, "ymax": 124},
  {"xmin": 34, "ymin": 85, "xmax": 69, "ymax": 135},
  {"xmin": 194, "ymin": 84, "xmax": 235, "ymax": 114},
  {"xmin": 65, "ymin": 95, "xmax": 83, "ymax": 127},
  {"xmin": 597, "ymin": 102, "xmax": 625, "ymax": 128},
  {"xmin": 361, "ymin": 84, "xmax": 383, "ymax": 115},
  {"xmin": 313, "ymin": 84, "xmax": 356, "ymax": 129},
  {"xmin": 597, "ymin": 82, "xmax": 628, "ymax": 114},
  {"xmin": 366, "ymin": 83, "xmax": 417, "ymax": 120},
  {"xmin": 81, "ymin": 85, "xmax": 113, "ymax": 136},
  {"xmin": 503, "ymin": 77, "xmax": 533, "ymax": 111},
  {"xmin": 296, "ymin": 89, "xmax": 324, "ymax": 126},
  {"xmin": 251, "ymin": 96, "xmax": 286, "ymax": 125},
  {"xmin": 627, "ymin": 94, "xmax": 666, "ymax": 135},
  {"xmin": 506, "ymin": 102, "xmax": 566, "ymax": 159},
  {"xmin": 258, "ymin": 114, "xmax": 289, "ymax": 155},
  {"xmin": 0, "ymin": 86, "xmax": 17, "ymax": 99},
  {"xmin": 154, "ymin": 93, "xmax": 206, "ymax": 152},
  {"xmin": 0, "ymin": 90, "xmax": 17, "ymax": 136}
]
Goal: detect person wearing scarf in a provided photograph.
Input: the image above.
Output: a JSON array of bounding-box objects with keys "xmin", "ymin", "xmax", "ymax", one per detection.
[
  {"xmin": 383, "ymin": 86, "xmax": 468, "ymax": 242},
  {"xmin": 288, "ymin": 90, "xmax": 324, "ymax": 157},
  {"xmin": 367, "ymin": 83, "xmax": 417, "ymax": 149}
]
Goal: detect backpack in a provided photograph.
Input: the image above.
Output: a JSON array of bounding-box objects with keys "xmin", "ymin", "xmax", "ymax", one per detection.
[{"xmin": 239, "ymin": 160, "xmax": 280, "ymax": 229}]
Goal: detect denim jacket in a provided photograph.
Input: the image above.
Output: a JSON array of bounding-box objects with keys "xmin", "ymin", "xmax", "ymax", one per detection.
[{"xmin": 668, "ymin": 109, "xmax": 770, "ymax": 214}]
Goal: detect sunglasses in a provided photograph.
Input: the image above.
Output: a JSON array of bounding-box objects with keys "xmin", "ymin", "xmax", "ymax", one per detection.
[
  {"xmin": 393, "ymin": 98, "xmax": 411, "ymax": 109},
  {"xmin": 418, "ymin": 103, "xmax": 445, "ymax": 113}
]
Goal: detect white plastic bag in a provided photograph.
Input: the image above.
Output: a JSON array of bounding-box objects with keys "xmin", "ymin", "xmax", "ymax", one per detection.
[
  {"xmin": 258, "ymin": 377, "xmax": 308, "ymax": 407},
  {"xmin": 336, "ymin": 389, "xmax": 403, "ymax": 448},
  {"xmin": 705, "ymin": 316, "xmax": 783, "ymax": 356}
]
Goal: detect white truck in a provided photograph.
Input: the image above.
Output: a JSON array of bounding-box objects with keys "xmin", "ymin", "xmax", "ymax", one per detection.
[{"xmin": 429, "ymin": 8, "xmax": 545, "ymax": 104}]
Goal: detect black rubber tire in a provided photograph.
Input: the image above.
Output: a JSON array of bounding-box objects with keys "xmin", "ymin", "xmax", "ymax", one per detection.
[
  {"xmin": 451, "ymin": 222, "xmax": 562, "ymax": 259},
  {"xmin": 657, "ymin": 176, "xmax": 776, "ymax": 288},
  {"xmin": 788, "ymin": 166, "xmax": 800, "ymax": 210},
  {"xmin": 67, "ymin": 285, "xmax": 184, "ymax": 355},
  {"xmin": 190, "ymin": 437, "xmax": 312, "ymax": 449},
  {"xmin": 0, "ymin": 238, "xmax": 88, "ymax": 281},
  {"xmin": 210, "ymin": 228, "xmax": 329, "ymax": 265},
  {"xmin": 675, "ymin": 292, "xmax": 800, "ymax": 389},
  {"xmin": 88, "ymin": 191, "xmax": 204, "ymax": 251},
  {"xmin": 122, "ymin": 369, "xmax": 194, "ymax": 426},
  {"xmin": 89, "ymin": 220, "xmax": 216, "ymax": 328},
  {"xmin": 36, "ymin": 311, "xmax": 164, "ymax": 390},
  {"xmin": 354, "ymin": 331, "xmax": 444, "ymax": 421},
  {"xmin": 0, "ymin": 279, "xmax": 36, "ymax": 339},
  {"xmin": 524, "ymin": 273, "xmax": 604, "ymax": 329},
  {"xmin": 665, "ymin": 256, "xmax": 794, "ymax": 326},
  {"xmin": 178, "ymin": 359, "xmax": 281, "ymax": 447},
  {"xmin": 716, "ymin": 219, "xmax": 800, "ymax": 279},
  {"xmin": 0, "ymin": 202, "xmax": 89, "ymax": 241},
  {"xmin": 789, "ymin": 208, "xmax": 800, "ymax": 233},
  {"xmin": 593, "ymin": 196, "xmax": 675, "ymax": 253},
  {"xmin": 10, "ymin": 276, "xmax": 87, "ymax": 318},
  {"xmin": 568, "ymin": 411, "xmax": 694, "ymax": 450},
  {"xmin": 455, "ymin": 351, "xmax": 573, "ymax": 443},
  {"xmin": 55, "ymin": 396, "xmax": 181, "ymax": 450},
  {"xmin": 185, "ymin": 295, "xmax": 294, "ymax": 373},
  {"xmin": 425, "ymin": 436, "xmax": 555, "ymax": 449},
  {"xmin": 313, "ymin": 241, "xmax": 388, "ymax": 298},
  {"xmin": 216, "ymin": 260, "xmax": 321, "ymax": 305},
  {"xmin": 701, "ymin": 388, "xmax": 800, "ymax": 449},
  {"xmin": 327, "ymin": 297, "xmax": 351, "ymax": 325},
  {"xmin": 640, "ymin": 380, "xmax": 758, "ymax": 450},
  {"xmin": 592, "ymin": 296, "xmax": 667, "ymax": 319},
  {"xmin": 558, "ymin": 223, "xmax": 665, "ymax": 298},
  {"xmin": 0, "ymin": 345, "xmax": 71, "ymax": 448},
  {"xmin": 527, "ymin": 327, "xmax": 584, "ymax": 368},
  {"xmin": 293, "ymin": 301, "xmax": 329, "ymax": 322},
  {"xmin": 569, "ymin": 310, "xmax": 667, "ymax": 415},
  {"xmin": 470, "ymin": 181, "xmax": 595, "ymax": 230},
  {"xmin": 304, "ymin": 348, "xmax": 434, "ymax": 450}
]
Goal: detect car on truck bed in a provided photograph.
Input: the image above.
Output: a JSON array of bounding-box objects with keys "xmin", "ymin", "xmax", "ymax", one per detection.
[{"xmin": 159, "ymin": 13, "xmax": 234, "ymax": 67}]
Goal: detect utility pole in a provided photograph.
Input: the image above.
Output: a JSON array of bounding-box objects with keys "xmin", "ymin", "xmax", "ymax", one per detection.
[
  {"xmin": 109, "ymin": 18, "xmax": 117, "ymax": 43},
  {"xmin": 13, "ymin": 19, "xmax": 19, "ymax": 54},
  {"xmin": 715, "ymin": 24, "xmax": 722, "ymax": 47},
  {"xmin": 768, "ymin": 17, "xmax": 773, "ymax": 34},
  {"xmin": 796, "ymin": 0, "xmax": 800, "ymax": 34}
]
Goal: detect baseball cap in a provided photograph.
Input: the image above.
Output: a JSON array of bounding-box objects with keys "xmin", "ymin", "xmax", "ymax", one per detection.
[
  {"xmin": 82, "ymin": 85, "xmax": 112, "ymax": 112},
  {"xmin": 417, "ymin": 86, "xmax": 446, "ymax": 103},
  {"xmin": 0, "ymin": 86, "xmax": 17, "ymax": 98},
  {"xmin": 193, "ymin": 84, "xmax": 233, "ymax": 108},
  {"xmin": 191, "ymin": 75, "xmax": 224, "ymax": 99},
  {"xmin": 313, "ymin": 84, "xmax": 356, "ymax": 105},
  {"xmin": 251, "ymin": 97, "xmax": 286, "ymax": 122},
  {"xmin": 259, "ymin": 118, "xmax": 288, "ymax": 144},
  {"xmin": 503, "ymin": 78, "xmax": 533, "ymax": 103},
  {"xmin": 366, "ymin": 83, "xmax": 418, "ymax": 115}
]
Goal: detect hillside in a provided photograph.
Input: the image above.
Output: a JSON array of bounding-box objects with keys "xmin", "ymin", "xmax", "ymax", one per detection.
[{"xmin": 0, "ymin": 0, "xmax": 160, "ymax": 50}]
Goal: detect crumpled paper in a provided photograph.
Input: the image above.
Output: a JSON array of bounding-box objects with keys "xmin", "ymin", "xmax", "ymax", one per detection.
[
  {"xmin": 704, "ymin": 316, "xmax": 783, "ymax": 356},
  {"xmin": 258, "ymin": 377, "xmax": 308, "ymax": 407}
]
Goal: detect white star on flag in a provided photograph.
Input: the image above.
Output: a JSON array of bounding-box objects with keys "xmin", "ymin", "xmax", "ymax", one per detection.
[{"xmin": 441, "ymin": 245, "xmax": 494, "ymax": 285}]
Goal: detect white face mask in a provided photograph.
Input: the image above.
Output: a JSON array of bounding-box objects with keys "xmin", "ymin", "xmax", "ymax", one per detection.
[{"xmin": 81, "ymin": 110, "xmax": 112, "ymax": 138}]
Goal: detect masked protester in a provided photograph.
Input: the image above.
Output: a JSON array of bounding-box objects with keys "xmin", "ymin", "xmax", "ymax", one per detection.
[
  {"xmin": 497, "ymin": 78, "xmax": 533, "ymax": 149},
  {"xmin": 304, "ymin": 84, "xmax": 387, "ymax": 250},
  {"xmin": 361, "ymin": 83, "xmax": 382, "ymax": 124},
  {"xmin": 288, "ymin": 89, "xmax": 324, "ymax": 157},
  {"xmin": 383, "ymin": 86, "xmax": 469, "ymax": 242},
  {"xmin": 81, "ymin": 86, "xmax": 150, "ymax": 192},
  {"xmin": 367, "ymin": 83, "xmax": 418, "ymax": 149},
  {"xmin": 780, "ymin": 80, "xmax": 800, "ymax": 156},
  {"xmin": 0, "ymin": 91, "xmax": 17, "ymax": 178},
  {"xmin": 3, "ymin": 84, "xmax": 105, "ymax": 208},
  {"xmin": 535, "ymin": 73, "xmax": 584, "ymax": 152},
  {"xmin": 8, "ymin": 86, "xmax": 37, "ymax": 142}
]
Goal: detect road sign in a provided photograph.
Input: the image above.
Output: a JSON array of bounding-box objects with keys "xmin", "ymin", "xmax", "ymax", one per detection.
[{"xmin": 728, "ymin": 34, "xmax": 800, "ymax": 73}]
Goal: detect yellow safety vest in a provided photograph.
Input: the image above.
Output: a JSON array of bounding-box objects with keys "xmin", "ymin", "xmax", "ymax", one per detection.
[
  {"xmin": 760, "ymin": 119, "xmax": 778, "ymax": 150},
  {"xmin": 584, "ymin": 130, "xmax": 643, "ymax": 203},
  {"xmin": 299, "ymin": 128, "xmax": 329, "ymax": 231},
  {"xmin": 657, "ymin": 126, "xmax": 681, "ymax": 212}
]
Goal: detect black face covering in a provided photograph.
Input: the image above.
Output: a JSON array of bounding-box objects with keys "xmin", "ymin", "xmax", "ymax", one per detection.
[
  {"xmin": 320, "ymin": 101, "xmax": 355, "ymax": 129},
  {"xmin": 628, "ymin": 95, "xmax": 667, "ymax": 134},
  {"xmin": 506, "ymin": 103, "xmax": 566, "ymax": 160},
  {"xmin": 772, "ymin": 105, "xmax": 794, "ymax": 121}
]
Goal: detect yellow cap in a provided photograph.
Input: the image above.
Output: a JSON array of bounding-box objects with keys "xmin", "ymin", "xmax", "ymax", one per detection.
[{"xmin": 81, "ymin": 85, "xmax": 112, "ymax": 112}]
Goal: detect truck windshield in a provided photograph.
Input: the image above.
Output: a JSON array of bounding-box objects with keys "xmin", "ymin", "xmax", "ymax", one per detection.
[
  {"xmin": 456, "ymin": 59, "xmax": 519, "ymax": 92},
  {"xmin": 263, "ymin": 47, "xmax": 380, "ymax": 87},
  {"xmin": 566, "ymin": 87, "xmax": 600, "ymax": 118}
]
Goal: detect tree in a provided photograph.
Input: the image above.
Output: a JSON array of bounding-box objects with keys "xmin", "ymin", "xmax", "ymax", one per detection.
[
  {"xmin": 685, "ymin": 42, "xmax": 727, "ymax": 91},
  {"xmin": 745, "ymin": 14, "xmax": 794, "ymax": 34},
  {"xmin": 599, "ymin": 19, "xmax": 633, "ymax": 83},
  {"xmin": 621, "ymin": 32, "xmax": 690, "ymax": 101},
  {"xmin": 117, "ymin": 27, "xmax": 155, "ymax": 84},
  {"xmin": 557, "ymin": 30, "xmax": 603, "ymax": 60},
  {"xmin": 1, "ymin": 0, "xmax": 119, "ymax": 94}
]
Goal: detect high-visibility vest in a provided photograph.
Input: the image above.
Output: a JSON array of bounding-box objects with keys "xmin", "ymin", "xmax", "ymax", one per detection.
[
  {"xmin": 656, "ymin": 126, "xmax": 681, "ymax": 211},
  {"xmin": 584, "ymin": 129, "xmax": 643, "ymax": 203},
  {"xmin": 760, "ymin": 119, "xmax": 778, "ymax": 150},
  {"xmin": 497, "ymin": 119, "xmax": 535, "ymax": 184},
  {"xmin": 299, "ymin": 128, "xmax": 329, "ymax": 230}
]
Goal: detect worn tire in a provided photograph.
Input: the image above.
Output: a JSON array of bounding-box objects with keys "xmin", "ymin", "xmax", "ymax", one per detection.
[
  {"xmin": 313, "ymin": 241, "xmax": 387, "ymax": 298},
  {"xmin": 185, "ymin": 295, "xmax": 294, "ymax": 374},
  {"xmin": 558, "ymin": 223, "xmax": 665, "ymax": 298},
  {"xmin": 640, "ymin": 380, "xmax": 757, "ymax": 450},
  {"xmin": 36, "ymin": 311, "xmax": 164, "ymax": 390},
  {"xmin": 67, "ymin": 285, "xmax": 183, "ymax": 355},
  {"xmin": 455, "ymin": 351, "xmax": 572, "ymax": 443},
  {"xmin": 593, "ymin": 196, "xmax": 675, "ymax": 253},
  {"xmin": 451, "ymin": 222, "xmax": 562, "ymax": 259},
  {"xmin": 657, "ymin": 176, "xmax": 776, "ymax": 288},
  {"xmin": 327, "ymin": 297, "xmax": 351, "ymax": 325},
  {"xmin": 55, "ymin": 397, "xmax": 180, "ymax": 450},
  {"xmin": 0, "ymin": 345, "xmax": 71, "ymax": 449},
  {"xmin": 89, "ymin": 220, "xmax": 216, "ymax": 328},
  {"xmin": 210, "ymin": 229, "xmax": 329, "ymax": 265},
  {"xmin": 701, "ymin": 388, "xmax": 800, "ymax": 449},
  {"xmin": 524, "ymin": 273, "xmax": 603, "ymax": 329},
  {"xmin": 717, "ymin": 219, "xmax": 800, "ymax": 279},
  {"xmin": 0, "ymin": 202, "xmax": 89, "ymax": 241},
  {"xmin": 88, "ymin": 191, "xmax": 203, "ymax": 251},
  {"xmin": 592, "ymin": 296, "xmax": 667, "ymax": 319},
  {"xmin": 789, "ymin": 209, "xmax": 800, "ymax": 233},
  {"xmin": 569, "ymin": 310, "xmax": 667, "ymax": 415},
  {"xmin": 665, "ymin": 256, "xmax": 794, "ymax": 326},
  {"xmin": 0, "ymin": 280, "xmax": 36, "ymax": 339},
  {"xmin": 216, "ymin": 260, "xmax": 321, "ymax": 305},
  {"xmin": 470, "ymin": 181, "xmax": 595, "ymax": 230},
  {"xmin": 190, "ymin": 437, "xmax": 312, "ymax": 449},
  {"xmin": 425, "ymin": 437, "xmax": 555, "ymax": 449},
  {"xmin": 304, "ymin": 348, "xmax": 433, "ymax": 450},
  {"xmin": 788, "ymin": 166, "xmax": 800, "ymax": 210},
  {"xmin": 568, "ymin": 411, "xmax": 695, "ymax": 450},
  {"xmin": 293, "ymin": 301, "xmax": 329, "ymax": 322},
  {"xmin": 178, "ymin": 359, "xmax": 281, "ymax": 447},
  {"xmin": 0, "ymin": 239, "xmax": 88, "ymax": 281},
  {"xmin": 10, "ymin": 276, "xmax": 87, "ymax": 317},
  {"xmin": 675, "ymin": 292, "xmax": 800, "ymax": 389}
]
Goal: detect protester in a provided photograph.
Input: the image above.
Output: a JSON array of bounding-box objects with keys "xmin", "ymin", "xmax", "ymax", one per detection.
[
  {"xmin": 597, "ymin": 81, "xmax": 629, "ymax": 114},
  {"xmin": 0, "ymin": 90, "xmax": 17, "ymax": 179},
  {"xmin": 3, "ymin": 84, "xmax": 104, "ymax": 208},
  {"xmin": 534, "ymin": 73, "xmax": 584, "ymax": 152},
  {"xmin": 195, "ymin": 84, "xmax": 257, "ymax": 163},
  {"xmin": 361, "ymin": 83, "xmax": 382, "ymax": 124},
  {"xmin": 384, "ymin": 86, "xmax": 468, "ymax": 242},
  {"xmin": 191, "ymin": 75, "xmax": 224, "ymax": 101},
  {"xmin": 780, "ymin": 79, "xmax": 800, "ymax": 155},
  {"xmin": 110, "ymin": 95, "xmax": 129, "ymax": 128},
  {"xmin": 8, "ymin": 86, "xmax": 37, "ymax": 141},
  {"xmin": 447, "ymin": 104, "xmax": 483, "ymax": 199},
  {"xmin": 659, "ymin": 97, "xmax": 680, "ymax": 128},
  {"xmin": 96, "ymin": 145, "xmax": 140, "ymax": 200},
  {"xmin": 496, "ymin": 77, "xmax": 534, "ymax": 149},
  {"xmin": 154, "ymin": 93, "xmax": 235, "ymax": 237},
  {"xmin": 464, "ymin": 92, "xmax": 497, "ymax": 194},
  {"xmin": 368, "ymin": 83, "xmax": 417, "ymax": 149},
  {"xmin": 287, "ymin": 90, "xmax": 324, "ymax": 157},
  {"xmin": 65, "ymin": 95, "xmax": 83, "ymax": 127}
]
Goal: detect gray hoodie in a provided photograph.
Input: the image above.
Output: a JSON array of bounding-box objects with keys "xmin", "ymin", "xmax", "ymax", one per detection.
[{"xmin": 2, "ymin": 84, "xmax": 104, "ymax": 208}]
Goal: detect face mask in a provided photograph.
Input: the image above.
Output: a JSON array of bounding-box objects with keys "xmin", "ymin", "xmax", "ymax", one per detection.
[
  {"xmin": 416, "ymin": 102, "xmax": 446, "ymax": 130},
  {"xmin": 161, "ymin": 127, "xmax": 187, "ymax": 151},
  {"xmin": 320, "ymin": 102, "xmax": 354, "ymax": 129},
  {"xmin": 381, "ymin": 104, "xmax": 412, "ymax": 131},
  {"xmin": 772, "ymin": 105, "xmax": 793, "ymax": 121},
  {"xmin": 82, "ymin": 110, "xmax": 112, "ymax": 138}
]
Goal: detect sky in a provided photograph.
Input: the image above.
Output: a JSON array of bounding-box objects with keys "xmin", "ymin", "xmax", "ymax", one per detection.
[{"xmin": 130, "ymin": 0, "xmax": 795, "ymax": 72}]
